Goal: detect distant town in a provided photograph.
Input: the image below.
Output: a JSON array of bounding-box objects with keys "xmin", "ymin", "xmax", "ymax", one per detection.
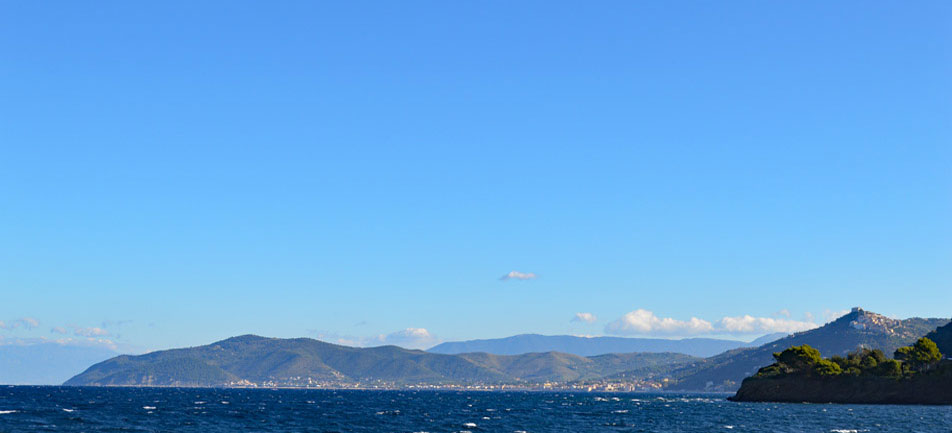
[{"xmin": 225, "ymin": 377, "xmax": 670, "ymax": 393}]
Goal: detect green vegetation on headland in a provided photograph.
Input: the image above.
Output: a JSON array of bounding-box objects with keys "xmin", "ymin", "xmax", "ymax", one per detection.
[
  {"xmin": 666, "ymin": 308, "xmax": 948, "ymax": 392},
  {"xmin": 729, "ymin": 338, "xmax": 952, "ymax": 405}
]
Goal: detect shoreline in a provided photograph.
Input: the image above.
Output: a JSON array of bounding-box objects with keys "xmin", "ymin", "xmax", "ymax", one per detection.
[{"xmin": 8, "ymin": 383, "xmax": 732, "ymax": 395}]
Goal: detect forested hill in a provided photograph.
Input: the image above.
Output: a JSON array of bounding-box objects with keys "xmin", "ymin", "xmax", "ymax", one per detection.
[
  {"xmin": 667, "ymin": 308, "xmax": 949, "ymax": 391},
  {"xmin": 925, "ymin": 321, "xmax": 952, "ymax": 357},
  {"xmin": 64, "ymin": 335, "xmax": 697, "ymax": 387},
  {"xmin": 730, "ymin": 339, "xmax": 952, "ymax": 405}
]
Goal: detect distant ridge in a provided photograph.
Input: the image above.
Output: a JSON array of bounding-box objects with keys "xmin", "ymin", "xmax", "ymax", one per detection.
[
  {"xmin": 428, "ymin": 334, "xmax": 760, "ymax": 358},
  {"xmin": 746, "ymin": 332, "xmax": 789, "ymax": 347},
  {"xmin": 667, "ymin": 308, "xmax": 949, "ymax": 391},
  {"xmin": 925, "ymin": 321, "xmax": 952, "ymax": 357},
  {"xmin": 64, "ymin": 335, "xmax": 699, "ymax": 387}
]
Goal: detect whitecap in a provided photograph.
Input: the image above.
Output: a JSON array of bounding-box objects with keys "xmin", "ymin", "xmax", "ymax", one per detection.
[
  {"xmin": 0, "ymin": 410, "xmax": 17, "ymax": 415},
  {"xmin": 142, "ymin": 406, "xmax": 156, "ymax": 410},
  {"xmin": 62, "ymin": 409, "xmax": 75, "ymax": 413},
  {"xmin": 463, "ymin": 422, "xmax": 477, "ymax": 428}
]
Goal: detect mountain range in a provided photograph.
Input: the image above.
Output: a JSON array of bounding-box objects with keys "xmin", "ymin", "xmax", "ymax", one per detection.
[
  {"xmin": 62, "ymin": 308, "xmax": 949, "ymax": 390},
  {"xmin": 65, "ymin": 335, "xmax": 697, "ymax": 387},
  {"xmin": 428, "ymin": 333, "xmax": 787, "ymax": 358}
]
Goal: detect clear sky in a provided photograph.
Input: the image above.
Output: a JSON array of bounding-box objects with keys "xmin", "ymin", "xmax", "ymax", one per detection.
[{"xmin": 1, "ymin": 1, "xmax": 950, "ymax": 353}]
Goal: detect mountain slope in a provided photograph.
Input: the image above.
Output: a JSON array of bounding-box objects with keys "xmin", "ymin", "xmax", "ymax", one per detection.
[
  {"xmin": 925, "ymin": 321, "xmax": 952, "ymax": 357},
  {"xmin": 668, "ymin": 308, "xmax": 949, "ymax": 391},
  {"xmin": 458, "ymin": 351, "xmax": 696, "ymax": 383},
  {"xmin": 65, "ymin": 335, "xmax": 699, "ymax": 386},
  {"xmin": 428, "ymin": 334, "xmax": 753, "ymax": 358},
  {"xmin": 746, "ymin": 332, "xmax": 788, "ymax": 347}
]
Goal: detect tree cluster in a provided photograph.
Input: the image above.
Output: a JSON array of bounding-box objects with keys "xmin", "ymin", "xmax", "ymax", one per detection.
[
  {"xmin": 754, "ymin": 338, "xmax": 942, "ymax": 380},
  {"xmin": 894, "ymin": 337, "xmax": 943, "ymax": 374}
]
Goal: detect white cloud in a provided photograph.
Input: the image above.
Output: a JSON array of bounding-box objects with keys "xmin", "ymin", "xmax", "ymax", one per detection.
[
  {"xmin": 773, "ymin": 309, "xmax": 791, "ymax": 318},
  {"xmin": 308, "ymin": 331, "xmax": 361, "ymax": 347},
  {"xmin": 0, "ymin": 318, "xmax": 40, "ymax": 331},
  {"xmin": 824, "ymin": 309, "xmax": 851, "ymax": 322},
  {"xmin": 718, "ymin": 315, "xmax": 817, "ymax": 334},
  {"xmin": 605, "ymin": 309, "xmax": 714, "ymax": 336},
  {"xmin": 0, "ymin": 336, "xmax": 120, "ymax": 351},
  {"xmin": 377, "ymin": 328, "xmax": 439, "ymax": 350},
  {"xmin": 310, "ymin": 327, "xmax": 441, "ymax": 350},
  {"xmin": 72, "ymin": 326, "xmax": 110, "ymax": 337},
  {"xmin": 572, "ymin": 312, "xmax": 597, "ymax": 323},
  {"xmin": 50, "ymin": 327, "xmax": 68, "ymax": 335},
  {"xmin": 605, "ymin": 309, "xmax": 820, "ymax": 337},
  {"xmin": 56, "ymin": 337, "xmax": 120, "ymax": 351},
  {"xmin": 500, "ymin": 271, "xmax": 537, "ymax": 281}
]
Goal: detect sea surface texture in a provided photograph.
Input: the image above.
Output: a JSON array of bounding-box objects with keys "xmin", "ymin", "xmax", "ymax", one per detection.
[{"xmin": 0, "ymin": 386, "xmax": 950, "ymax": 432}]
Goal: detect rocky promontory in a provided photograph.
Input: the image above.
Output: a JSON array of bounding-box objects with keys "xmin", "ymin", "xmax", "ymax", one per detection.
[{"xmin": 729, "ymin": 338, "xmax": 952, "ymax": 405}]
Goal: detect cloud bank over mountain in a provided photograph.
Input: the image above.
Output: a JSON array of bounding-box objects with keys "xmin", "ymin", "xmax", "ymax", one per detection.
[
  {"xmin": 605, "ymin": 309, "xmax": 818, "ymax": 337},
  {"xmin": 377, "ymin": 328, "xmax": 439, "ymax": 349},
  {"xmin": 311, "ymin": 327, "xmax": 440, "ymax": 350}
]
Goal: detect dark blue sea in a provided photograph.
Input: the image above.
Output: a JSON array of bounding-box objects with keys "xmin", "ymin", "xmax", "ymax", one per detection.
[{"xmin": 0, "ymin": 387, "xmax": 950, "ymax": 432}]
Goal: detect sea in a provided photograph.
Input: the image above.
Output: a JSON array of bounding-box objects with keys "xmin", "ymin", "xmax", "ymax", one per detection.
[{"xmin": 0, "ymin": 387, "xmax": 950, "ymax": 432}]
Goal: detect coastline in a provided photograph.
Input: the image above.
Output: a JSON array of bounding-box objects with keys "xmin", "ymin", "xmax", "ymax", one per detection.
[{"xmin": 728, "ymin": 374, "xmax": 952, "ymax": 406}]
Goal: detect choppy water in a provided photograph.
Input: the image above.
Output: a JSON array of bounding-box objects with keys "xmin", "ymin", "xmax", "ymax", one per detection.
[{"xmin": 0, "ymin": 386, "xmax": 950, "ymax": 432}]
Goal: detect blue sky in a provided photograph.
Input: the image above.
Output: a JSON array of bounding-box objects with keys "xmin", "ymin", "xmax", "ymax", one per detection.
[{"xmin": 1, "ymin": 1, "xmax": 950, "ymax": 352}]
